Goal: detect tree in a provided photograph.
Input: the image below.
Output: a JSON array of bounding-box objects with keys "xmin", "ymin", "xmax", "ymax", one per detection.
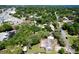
[
  {"xmin": 0, "ymin": 42, "xmax": 5, "ymax": 50},
  {"xmin": 3, "ymin": 23, "xmax": 13, "ymax": 31},
  {"xmin": 31, "ymin": 25, "xmax": 41, "ymax": 34},
  {"xmin": 68, "ymin": 26, "xmax": 76, "ymax": 35},
  {"xmin": 52, "ymin": 21, "xmax": 59, "ymax": 29},
  {"xmin": 45, "ymin": 24, "xmax": 52, "ymax": 32},
  {"xmin": 0, "ymin": 23, "xmax": 13, "ymax": 32},
  {"xmin": 30, "ymin": 35, "xmax": 40, "ymax": 46},
  {"xmin": 62, "ymin": 22, "xmax": 79, "ymax": 35},
  {"xmin": 72, "ymin": 38, "xmax": 79, "ymax": 51},
  {"xmin": 73, "ymin": 23, "xmax": 79, "ymax": 34},
  {"xmin": 75, "ymin": 18, "xmax": 79, "ymax": 23}
]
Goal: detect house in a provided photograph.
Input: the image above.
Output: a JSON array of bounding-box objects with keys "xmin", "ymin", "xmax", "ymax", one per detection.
[
  {"xmin": 0, "ymin": 32, "xmax": 9, "ymax": 41},
  {"xmin": 63, "ymin": 17, "xmax": 69, "ymax": 20},
  {"xmin": 63, "ymin": 17, "xmax": 72, "ymax": 23},
  {"xmin": 47, "ymin": 35, "xmax": 54, "ymax": 40},
  {"xmin": 4, "ymin": 15, "xmax": 23, "ymax": 25},
  {"xmin": 38, "ymin": 24, "xmax": 45, "ymax": 28},
  {"xmin": 67, "ymin": 16, "xmax": 74, "ymax": 20},
  {"xmin": 49, "ymin": 24, "xmax": 55, "ymax": 31},
  {"xmin": 0, "ymin": 30, "xmax": 16, "ymax": 41},
  {"xmin": 10, "ymin": 7, "xmax": 16, "ymax": 14},
  {"xmin": 8, "ymin": 30, "xmax": 16, "ymax": 37},
  {"xmin": 0, "ymin": 8, "xmax": 23, "ymax": 25},
  {"xmin": 40, "ymin": 35, "xmax": 54, "ymax": 51}
]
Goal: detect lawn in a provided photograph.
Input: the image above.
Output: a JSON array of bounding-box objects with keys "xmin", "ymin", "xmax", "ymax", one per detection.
[
  {"xmin": 0, "ymin": 45, "xmax": 22, "ymax": 54},
  {"xmin": 27, "ymin": 44, "xmax": 45, "ymax": 54},
  {"xmin": 46, "ymin": 50, "xmax": 57, "ymax": 54},
  {"xmin": 67, "ymin": 33, "xmax": 78, "ymax": 45},
  {"xmin": 27, "ymin": 43, "xmax": 57, "ymax": 54}
]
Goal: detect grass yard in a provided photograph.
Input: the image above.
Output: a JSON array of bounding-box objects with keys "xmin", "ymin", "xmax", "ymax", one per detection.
[
  {"xmin": 0, "ymin": 45, "xmax": 22, "ymax": 54},
  {"xmin": 46, "ymin": 50, "xmax": 57, "ymax": 54},
  {"xmin": 27, "ymin": 43, "xmax": 57, "ymax": 54},
  {"xmin": 67, "ymin": 33, "xmax": 78, "ymax": 45},
  {"xmin": 27, "ymin": 44, "xmax": 45, "ymax": 54}
]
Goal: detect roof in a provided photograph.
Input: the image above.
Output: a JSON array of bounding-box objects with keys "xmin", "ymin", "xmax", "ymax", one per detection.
[
  {"xmin": 0, "ymin": 32, "xmax": 9, "ymax": 41},
  {"xmin": 47, "ymin": 36, "xmax": 54, "ymax": 40},
  {"xmin": 40, "ymin": 36, "xmax": 53, "ymax": 51}
]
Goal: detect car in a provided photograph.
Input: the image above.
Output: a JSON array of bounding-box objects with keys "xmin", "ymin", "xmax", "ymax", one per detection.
[{"xmin": 66, "ymin": 37, "xmax": 68, "ymax": 39}]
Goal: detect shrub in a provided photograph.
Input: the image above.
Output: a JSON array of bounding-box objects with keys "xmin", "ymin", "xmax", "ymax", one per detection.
[{"xmin": 58, "ymin": 48, "xmax": 65, "ymax": 54}]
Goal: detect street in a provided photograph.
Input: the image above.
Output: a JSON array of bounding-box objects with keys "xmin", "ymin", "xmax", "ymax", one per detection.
[
  {"xmin": 61, "ymin": 29, "xmax": 75, "ymax": 54},
  {"xmin": 55, "ymin": 11, "xmax": 75, "ymax": 54}
]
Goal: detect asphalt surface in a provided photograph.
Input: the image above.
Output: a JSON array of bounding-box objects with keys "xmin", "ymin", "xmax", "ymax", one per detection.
[
  {"xmin": 61, "ymin": 29, "xmax": 75, "ymax": 54},
  {"xmin": 55, "ymin": 11, "xmax": 75, "ymax": 54}
]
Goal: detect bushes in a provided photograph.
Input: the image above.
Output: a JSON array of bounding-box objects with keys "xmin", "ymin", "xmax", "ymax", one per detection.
[
  {"xmin": 58, "ymin": 48, "xmax": 65, "ymax": 54},
  {"xmin": 0, "ymin": 42, "xmax": 5, "ymax": 50}
]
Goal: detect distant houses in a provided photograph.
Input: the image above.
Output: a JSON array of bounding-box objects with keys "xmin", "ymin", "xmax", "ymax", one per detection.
[
  {"xmin": 0, "ymin": 7, "xmax": 24, "ymax": 41},
  {"xmin": 0, "ymin": 7, "xmax": 23, "ymax": 25}
]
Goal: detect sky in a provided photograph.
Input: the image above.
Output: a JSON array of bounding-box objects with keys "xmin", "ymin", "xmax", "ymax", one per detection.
[{"xmin": 0, "ymin": 0, "xmax": 79, "ymax": 5}]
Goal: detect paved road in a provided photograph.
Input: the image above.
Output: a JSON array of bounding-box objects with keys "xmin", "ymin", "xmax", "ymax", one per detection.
[
  {"xmin": 61, "ymin": 29, "xmax": 75, "ymax": 54},
  {"xmin": 55, "ymin": 11, "xmax": 75, "ymax": 54}
]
